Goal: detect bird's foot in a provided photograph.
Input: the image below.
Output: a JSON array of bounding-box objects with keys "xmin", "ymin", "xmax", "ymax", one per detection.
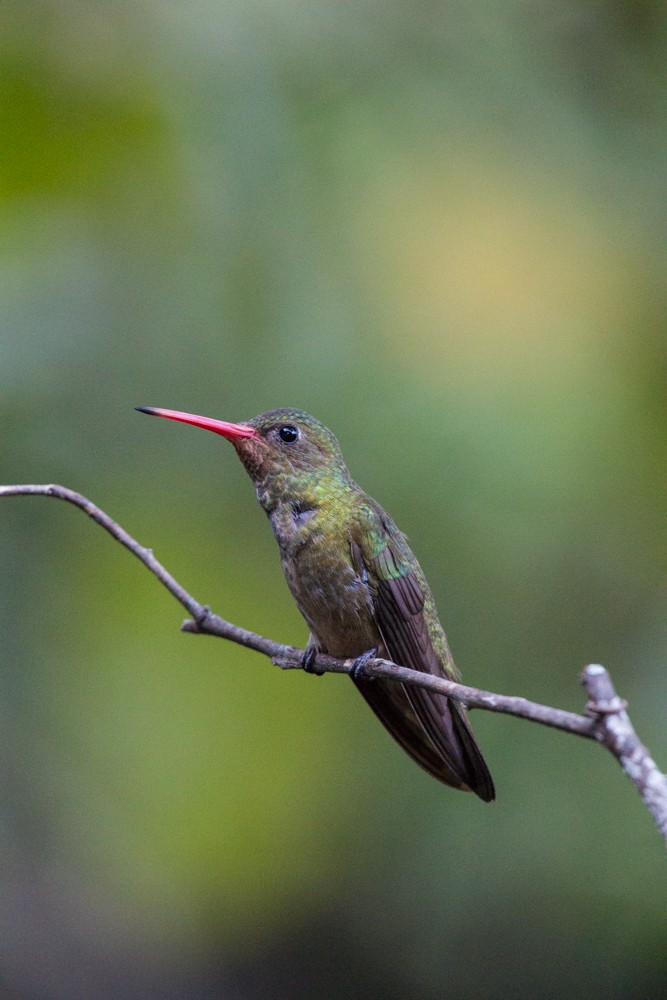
[
  {"xmin": 350, "ymin": 647, "xmax": 378, "ymax": 681},
  {"xmin": 302, "ymin": 647, "xmax": 325, "ymax": 676}
]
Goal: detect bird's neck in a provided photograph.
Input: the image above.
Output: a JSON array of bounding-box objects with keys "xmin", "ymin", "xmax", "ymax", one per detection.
[
  {"xmin": 253, "ymin": 469, "xmax": 353, "ymax": 517},
  {"xmin": 255, "ymin": 473, "xmax": 359, "ymax": 555}
]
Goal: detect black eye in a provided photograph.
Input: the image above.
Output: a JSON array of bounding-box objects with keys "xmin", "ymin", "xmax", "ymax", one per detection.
[{"xmin": 278, "ymin": 424, "xmax": 299, "ymax": 443}]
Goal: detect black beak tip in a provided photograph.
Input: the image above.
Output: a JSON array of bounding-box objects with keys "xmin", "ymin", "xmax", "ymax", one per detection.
[{"xmin": 135, "ymin": 406, "xmax": 156, "ymax": 416}]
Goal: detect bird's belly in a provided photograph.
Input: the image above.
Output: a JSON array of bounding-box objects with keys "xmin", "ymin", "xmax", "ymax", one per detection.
[{"xmin": 282, "ymin": 548, "xmax": 379, "ymax": 659}]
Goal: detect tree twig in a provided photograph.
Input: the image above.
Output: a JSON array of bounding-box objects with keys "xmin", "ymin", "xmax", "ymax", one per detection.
[
  {"xmin": 2, "ymin": 483, "xmax": 665, "ymax": 845},
  {"xmin": 580, "ymin": 664, "xmax": 667, "ymax": 843}
]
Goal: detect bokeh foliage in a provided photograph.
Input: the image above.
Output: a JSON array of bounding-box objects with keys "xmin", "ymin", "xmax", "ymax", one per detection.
[{"xmin": 1, "ymin": 2, "xmax": 665, "ymax": 997}]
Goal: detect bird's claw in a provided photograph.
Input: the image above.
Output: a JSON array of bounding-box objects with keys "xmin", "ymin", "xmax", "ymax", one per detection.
[
  {"xmin": 302, "ymin": 647, "xmax": 325, "ymax": 676},
  {"xmin": 350, "ymin": 647, "xmax": 378, "ymax": 681}
]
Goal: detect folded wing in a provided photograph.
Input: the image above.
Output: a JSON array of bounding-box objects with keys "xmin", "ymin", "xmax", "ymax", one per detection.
[{"xmin": 350, "ymin": 516, "xmax": 495, "ymax": 802}]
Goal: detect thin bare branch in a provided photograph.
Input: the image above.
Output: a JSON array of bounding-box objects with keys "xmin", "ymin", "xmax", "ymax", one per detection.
[
  {"xmin": 181, "ymin": 614, "xmax": 596, "ymax": 736},
  {"xmin": 2, "ymin": 483, "xmax": 665, "ymax": 845}
]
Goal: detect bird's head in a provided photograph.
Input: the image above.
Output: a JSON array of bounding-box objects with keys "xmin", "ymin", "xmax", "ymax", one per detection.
[{"xmin": 137, "ymin": 406, "xmax": 352, "ymax": 507}]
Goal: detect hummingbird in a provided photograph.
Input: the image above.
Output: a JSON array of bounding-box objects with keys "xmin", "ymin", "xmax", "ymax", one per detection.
[{"xmin": 137, "ymin": 406, "xmax": 495, "ymax": 801}]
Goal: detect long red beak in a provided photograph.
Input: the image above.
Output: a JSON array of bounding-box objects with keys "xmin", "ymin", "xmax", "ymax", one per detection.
[{"xmin": 136, "ymin": 407, "xmax": 258, "ymax": 441}]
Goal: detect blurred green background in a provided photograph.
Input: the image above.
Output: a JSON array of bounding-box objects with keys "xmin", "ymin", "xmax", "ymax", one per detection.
[{"xmin": 1, "ymin": 2, "xmax": 665, "ymax": 997}]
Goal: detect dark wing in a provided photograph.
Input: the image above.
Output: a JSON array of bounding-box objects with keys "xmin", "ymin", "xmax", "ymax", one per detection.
[{"xmin": 351, "ymin": 528, "xmax": 495, "ymax": 802}]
